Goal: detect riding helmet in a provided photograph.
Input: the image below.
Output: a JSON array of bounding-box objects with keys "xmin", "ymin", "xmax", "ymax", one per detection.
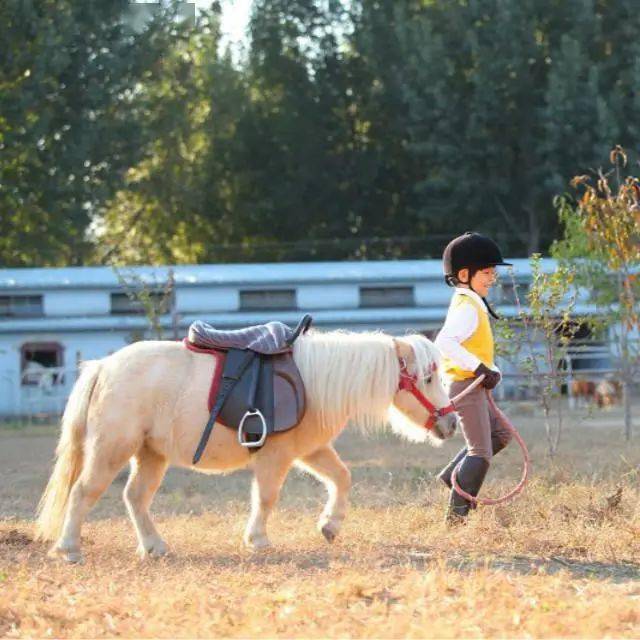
[{"xmin": 443, "ymin": 232, "xmax": 512, "ymax": 287}]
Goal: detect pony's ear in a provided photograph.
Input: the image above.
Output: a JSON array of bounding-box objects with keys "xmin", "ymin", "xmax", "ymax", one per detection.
[{"xmin": 393, "ymin": 338, "xmax": 414, "ymax": 363}]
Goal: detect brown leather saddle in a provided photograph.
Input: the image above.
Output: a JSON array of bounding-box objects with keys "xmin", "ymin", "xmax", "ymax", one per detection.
[{"xmin": 189, "ymin": 315, "xmax": 312, "ymax": 462}]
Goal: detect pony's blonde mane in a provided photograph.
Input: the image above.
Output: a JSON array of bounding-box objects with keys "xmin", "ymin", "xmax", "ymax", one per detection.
[
  {"xmin": 293, "ymin": 329, "xmax": 440, "ymax": 433},
  {"xmin": 398, "ymin": 333, "xmax": 442, "ymax": 382}
]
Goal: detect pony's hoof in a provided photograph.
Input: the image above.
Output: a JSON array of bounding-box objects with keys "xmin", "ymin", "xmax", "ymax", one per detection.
[
  {"xmin": 444, "ymin": 511, "xmax": 468, "ymax": 528},
  {"xmin": 48, "ymin": 545, "xmax": 83, "ymax": 564},
  {"xmin": 137, "ymin": 538, "xmax": 168, "ymax": 559},
  {"xmin": 245, "ymin": 534, "xmax": 271, "ymax": 551},
  {"xmin": 320, "ymin": 522, "xmax": 338, "ymax": 543}
]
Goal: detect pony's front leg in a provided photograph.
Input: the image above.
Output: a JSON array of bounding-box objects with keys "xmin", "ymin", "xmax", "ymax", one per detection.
[
  {"xmin": 297, "ymin": 445, "xmax": 351, "ymax": 542},
  {"xmin": 244, "ymin": 451, "xmax": 291, "ymax": 550}
]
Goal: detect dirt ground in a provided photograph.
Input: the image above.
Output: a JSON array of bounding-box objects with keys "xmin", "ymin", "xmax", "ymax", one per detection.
[{"xmin": 1, "ymin": 402, "xmax": 639, "ymax": 638}]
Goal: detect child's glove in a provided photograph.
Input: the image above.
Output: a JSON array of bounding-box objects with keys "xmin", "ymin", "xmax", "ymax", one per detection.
[{"xmin": 474, "ymin": 363, "xmax": 501, "ymax": 389}]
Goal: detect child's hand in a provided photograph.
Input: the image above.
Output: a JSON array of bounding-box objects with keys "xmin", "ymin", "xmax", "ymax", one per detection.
[{"xmin": 473, "ymin": 363, "xmax": 501, "ymax": 389}]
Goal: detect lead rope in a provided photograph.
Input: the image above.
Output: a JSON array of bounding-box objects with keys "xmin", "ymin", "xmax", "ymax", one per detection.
[{"xmin": 449, "ymin": 375, "xmax": 531, "ymax": 506}]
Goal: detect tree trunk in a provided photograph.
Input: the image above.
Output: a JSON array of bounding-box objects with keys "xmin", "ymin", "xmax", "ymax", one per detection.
[
  {"xmin": 554, "ymin": 392, "xmax": 563, "ymax": 453},
  {"xmin": 623, "ymin": 378, "xmax": 632, "ymax": 441},
  {"xmin": 618, "ymin": 309, "xmax": 633, "ymax": 441},
  {"xmin": 527, "ymin": 207, "xmax": 540, "ymax": 254}
]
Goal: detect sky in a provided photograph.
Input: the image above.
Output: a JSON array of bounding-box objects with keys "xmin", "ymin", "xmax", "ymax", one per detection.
[{"xmin": 194, "ymin": 0, "xmax": 252, "ymax": 48}]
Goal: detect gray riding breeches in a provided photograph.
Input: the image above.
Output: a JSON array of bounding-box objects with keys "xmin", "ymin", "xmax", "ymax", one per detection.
[{"xmin": 449, "ymin": 379, "xmax": 512, "ymax": 462}]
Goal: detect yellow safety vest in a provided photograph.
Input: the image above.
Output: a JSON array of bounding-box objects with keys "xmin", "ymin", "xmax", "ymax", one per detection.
[{"xmin": 443, "ymin": 293, "xmax": 495, "ymax": 381}]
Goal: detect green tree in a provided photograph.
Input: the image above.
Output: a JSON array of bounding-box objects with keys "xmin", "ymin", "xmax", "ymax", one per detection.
[
  {"xmin": 0, "ymin": 0, "xmax": 170, "ymax": 266},
  {"xmin": 97, "ymin": 9, "xmax": 237, "ymax": 264},
  {"xmin": 392, "ymin": 0, "xmax": 640, "ymax": 255},
  {"xmin": 226, "ymin": 0, "xmax": 362, "ymax": 260},
  {"xmin": 554, "ymin": 148, "xmax": 640, "ymax": 440},
  {"xmin": 11, "ymin": 0, "xmax": 640, "ymax": 265}
]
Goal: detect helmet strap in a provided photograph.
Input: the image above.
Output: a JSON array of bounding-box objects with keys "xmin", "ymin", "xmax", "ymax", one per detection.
[{"xmin": 481, "ymin": 296, "xmax": 500, "ymax": 320}]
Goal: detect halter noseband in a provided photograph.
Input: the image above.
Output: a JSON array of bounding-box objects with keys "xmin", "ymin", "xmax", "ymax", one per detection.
[{"xmin": 398, "ymin": 359, "xmax": 457, "ymax": 431}]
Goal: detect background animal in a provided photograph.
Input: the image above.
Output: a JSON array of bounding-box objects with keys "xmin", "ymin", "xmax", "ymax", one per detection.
[
  {"xmin": 570, "ymin": 377, "xmax": 622, "ymax": 409},
  {"xmin": 595, "ymin": 378, "xmax": 622, "ymax": 408},
  {"xmin": 569, "ymin": 379, "xmax": 596, "ymax": 408}
]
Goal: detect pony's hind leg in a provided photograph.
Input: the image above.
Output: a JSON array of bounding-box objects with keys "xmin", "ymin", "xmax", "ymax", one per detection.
[
  {"xmin": 51, "ymin": 441, "xmax": 134, "ymax": 563},
  {"xmin": 123, "ymin": 446, "xmax": 169, "ymax": 559},
  {"xmin": 244, "ymin": 451, "xmax": 292, "ymax": 550},
  {"xmin": 297, "ymin": 445, "xmax": 351, "ymax": 542}
]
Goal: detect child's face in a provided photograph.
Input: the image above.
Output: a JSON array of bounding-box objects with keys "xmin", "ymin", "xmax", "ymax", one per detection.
[
  {"xmin": 458, "ymin": 267, "xmax": 497, "ymax": 297},
  {"xmin": 470, "ymin": 267, "xmax": 497, "ymax": 297}
]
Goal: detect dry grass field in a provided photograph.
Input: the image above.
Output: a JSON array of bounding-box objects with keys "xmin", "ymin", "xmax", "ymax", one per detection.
[{"xmin": 1, "ymin": 402, "xmax": 639, "ymax": 638}]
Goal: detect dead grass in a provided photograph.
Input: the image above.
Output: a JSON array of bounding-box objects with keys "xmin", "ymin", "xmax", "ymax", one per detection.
[{"xmin": 0, "ymin": 404, "xmax": 639, "ymax": 638}]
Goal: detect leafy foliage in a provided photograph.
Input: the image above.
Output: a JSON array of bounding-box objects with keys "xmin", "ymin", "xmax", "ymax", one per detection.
[
  {"xmin": 496, "ymin": 256, "xmax": 590, "ymax": 456},
  {"xmin": 4, "ymin": 0, "xmax": 640, "ymax": 265},
  {"xmin": 0, "ymin": 0, "xmax": 172, "ymax": 266},
  {"xmin": 553, "ymin": 147, "xmax": 640, "ymax": 439}
]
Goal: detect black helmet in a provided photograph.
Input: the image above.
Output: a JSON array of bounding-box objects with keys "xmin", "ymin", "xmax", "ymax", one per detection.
[{"xmin": 442, "ymin": 232, "xmax": 511, "ymax": 287}]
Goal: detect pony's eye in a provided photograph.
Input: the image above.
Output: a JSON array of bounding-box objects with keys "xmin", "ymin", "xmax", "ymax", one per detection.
[{"xmin": 425, "ymin": 376, "xmax": 432, "ymax": 385}]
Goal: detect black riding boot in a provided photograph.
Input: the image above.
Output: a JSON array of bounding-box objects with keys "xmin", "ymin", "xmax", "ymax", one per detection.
[
  {"xmin": 445, "ymin": 455, "xmax": 490, "ymax": 525},
  {"xmin": 490, "ymin": 433, "xmax": 508, "ymax": 456},
  {"xmin": 437, "ymin": 447, "xmax": 467, "ymax": 489},
  {"xmin": 438, "ymin": 435, "xmax": 506, "ymax": 489}
]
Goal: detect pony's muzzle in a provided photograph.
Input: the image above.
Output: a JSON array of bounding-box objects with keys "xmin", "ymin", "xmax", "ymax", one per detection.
[{"xmin": 435, "ymin": 412, "xmax": 458, "ymax": 439}]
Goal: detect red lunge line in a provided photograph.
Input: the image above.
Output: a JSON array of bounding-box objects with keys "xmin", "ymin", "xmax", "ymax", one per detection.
[{"xmin": 450, "ymin": 375, "xmax": 530, "ymax": 505}]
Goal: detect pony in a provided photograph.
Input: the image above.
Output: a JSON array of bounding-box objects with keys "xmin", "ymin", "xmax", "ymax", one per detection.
[
  {"xmin": 570, "ymin": 377, "xmax": 622, "ymax": 409},
  {"xmin": 595, "ymin": 377, "xmax": 622, "ymax": 409},
  {"xmin": 36, "ymin": 329, "xmax": 459, "ymax": 563},
  {"xmin": 570, "ymin": 379, "xmax": 596, "ymax": 408}
]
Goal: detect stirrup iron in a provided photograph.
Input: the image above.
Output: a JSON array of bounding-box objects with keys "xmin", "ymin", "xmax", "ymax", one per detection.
[{"xmin": 238, "ymin": 409, "xmax": 267, "ymax": 448}]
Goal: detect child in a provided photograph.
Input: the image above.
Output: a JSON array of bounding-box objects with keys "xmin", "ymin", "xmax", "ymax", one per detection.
[{"xmin": 434, "ymin": 232, "xmax": 513, "ymax": 524}]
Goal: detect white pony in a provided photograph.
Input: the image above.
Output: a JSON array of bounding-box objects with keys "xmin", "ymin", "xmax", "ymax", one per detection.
[{"xmin": 36, "ymin": 329, "xmax": 458, "ymax": 563}]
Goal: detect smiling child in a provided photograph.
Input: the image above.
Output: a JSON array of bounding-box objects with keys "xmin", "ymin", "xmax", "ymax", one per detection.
[{"xmin": 434, "ymin": 232, "xmax": 513, "ymax": 524}]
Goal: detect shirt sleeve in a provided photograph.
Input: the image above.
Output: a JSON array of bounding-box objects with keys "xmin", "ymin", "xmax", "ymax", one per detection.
[{"xmin": 434, "ymin": 302, "xmax": 482, "ymax": 372}]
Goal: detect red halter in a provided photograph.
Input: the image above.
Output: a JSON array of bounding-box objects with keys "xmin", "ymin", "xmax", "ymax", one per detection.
[{"xmin": 398, "ymin": 360, "xmax": 457, "ymax": 431}]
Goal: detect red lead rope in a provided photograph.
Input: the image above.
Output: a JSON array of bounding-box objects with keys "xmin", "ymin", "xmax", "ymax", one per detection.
[
  {"xmin": 449, "ymin": 375, "xmax": 531, "ymax": 506},
  {"xmin": 397, "ymin": 366, "xmax": 530, "ymax": 506}
]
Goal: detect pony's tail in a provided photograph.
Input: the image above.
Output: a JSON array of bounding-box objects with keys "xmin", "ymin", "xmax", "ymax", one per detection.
[{"xmin": 35, "ymin": 360, "xmax": 102, "ymax": 541}]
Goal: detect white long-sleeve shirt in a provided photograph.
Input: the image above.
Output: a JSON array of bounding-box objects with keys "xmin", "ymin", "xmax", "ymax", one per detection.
[{"xmin": 434, "ymin": 287, "xmax": 499, "ymax": 373}]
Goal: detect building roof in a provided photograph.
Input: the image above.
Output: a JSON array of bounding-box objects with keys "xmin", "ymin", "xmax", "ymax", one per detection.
[{"xmin": 0, "ymin": 258, "xmax": 553, "ymax": 291}]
